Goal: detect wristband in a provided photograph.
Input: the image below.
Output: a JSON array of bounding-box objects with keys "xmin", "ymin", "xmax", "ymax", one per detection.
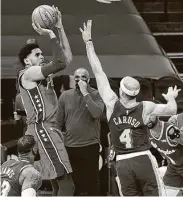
[
  {"xmin": 85, "ymin": 39, "xmax": 92, "ymax": 43},
  {"xmin": 83, "ymin": 92, "xmax": 89, "ymax": 97}
]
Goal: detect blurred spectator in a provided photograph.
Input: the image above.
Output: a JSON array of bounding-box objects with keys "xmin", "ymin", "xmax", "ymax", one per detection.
[{"xmin": 56, "ymin": 68, "xmax": 104, "ymax": 196}]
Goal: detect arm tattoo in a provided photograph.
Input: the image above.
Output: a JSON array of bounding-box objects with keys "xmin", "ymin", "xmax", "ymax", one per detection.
[{"xmin": 21, "ymin": 167, "xmax": 42, "ymax": 191}]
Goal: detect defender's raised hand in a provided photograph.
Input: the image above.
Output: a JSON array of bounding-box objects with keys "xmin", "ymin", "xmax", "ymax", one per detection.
[
  {"xmin": 162, "ymin": 85, "xmax": 181, "ymax": 101},
  {"xmin": 79, "ymin": 20, "xmax": 92, "ymax": 43}
]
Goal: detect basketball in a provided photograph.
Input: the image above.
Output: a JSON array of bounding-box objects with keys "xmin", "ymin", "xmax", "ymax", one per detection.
[{"xmin": 32, "ymin": 5, "xmax": 57, "ymax": 29}]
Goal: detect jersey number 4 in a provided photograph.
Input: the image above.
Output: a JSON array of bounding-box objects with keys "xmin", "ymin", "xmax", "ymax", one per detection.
[
  {"xmin": 1, "ymin": 180, "xmax": 11, "ymax": 197},
  {"xmin": 119, "ymin": 129, "xmax": 132, "ymax": 148}
]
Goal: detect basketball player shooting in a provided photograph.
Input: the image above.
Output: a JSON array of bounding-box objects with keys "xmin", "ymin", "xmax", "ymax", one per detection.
[
  {"xmin": 17, "ymin": 6, "xmax": 74, "ymax": 196},
  {"xmin": 80, "ymin": 20, "xmax": 181, "ymax": 196}
]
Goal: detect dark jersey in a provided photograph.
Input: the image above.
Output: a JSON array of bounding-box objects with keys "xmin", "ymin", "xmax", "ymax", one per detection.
[
  {"xmin": 108, "ymin": 100, "xmax": 150, "ymax": 155},
  {"xmin": 18, "ymin": 69, "xmax": 58, "ymax": 124},
  {"xmin": 150, "ymin": 121, "xmax": 183, "ymax": 165},
  {"xmin": 0, "ymin": 159, "xmax": 32, "ymax": 196}
]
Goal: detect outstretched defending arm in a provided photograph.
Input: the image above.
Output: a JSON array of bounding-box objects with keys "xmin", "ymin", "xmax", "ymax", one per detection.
[
  {"xmin": 143, "ymin": 86, "xmax": 181, "ymax": 124},
  {"xmin": 80, "ymin": 20, "xmax": 118, "ymax": 109}
]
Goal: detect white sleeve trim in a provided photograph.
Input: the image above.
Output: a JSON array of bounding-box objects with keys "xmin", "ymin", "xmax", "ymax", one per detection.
[{"xmin": 21, "ymin": 188, "xmax": 36, "ymax": 197}]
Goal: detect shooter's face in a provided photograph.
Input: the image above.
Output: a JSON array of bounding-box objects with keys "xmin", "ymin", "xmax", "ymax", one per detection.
[{"xmin": 26, "ymin": 48, "xmax": 44, "ymax": 66}]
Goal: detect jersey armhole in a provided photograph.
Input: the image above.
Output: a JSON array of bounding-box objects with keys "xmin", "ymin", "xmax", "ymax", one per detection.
[
  {"xmin": 18, "ymin": 72, "xmax": 42, "ymax": 90},
  {"xmin": 142, "ymin": 101, "xmax": 147, "ymax": 124},
  {"xmin": 18, "ymin": 73, "xmax": 25, "ymax": 89},
  {"xmin": 150, "ymin": 121, "xmax": 164, "ymax": 140},
  {"xmin": 107, "ymin": 99, "xmax": 119, "ymax": 122}
]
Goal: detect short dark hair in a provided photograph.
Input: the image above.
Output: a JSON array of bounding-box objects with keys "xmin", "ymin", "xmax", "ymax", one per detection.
[
  {"xmin": 17, "ymin": 135, "xmax": 36, "ymax": 154},
  {"xmin": 18, "ymin": 43, "xmax": 40, "ymax": 66}
]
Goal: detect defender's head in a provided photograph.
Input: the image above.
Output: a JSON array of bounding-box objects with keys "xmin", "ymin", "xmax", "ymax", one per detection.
[
  {"xmin": 18, "ymin": 43, "xmax": 44, "ymax": 67},
  {"xmin": 17, "ymin": 135, "xmax": 37, "ymax": 162},
  {"xmin": 119, "ymin": 76, "xmax": 140, "ymax": 100}
]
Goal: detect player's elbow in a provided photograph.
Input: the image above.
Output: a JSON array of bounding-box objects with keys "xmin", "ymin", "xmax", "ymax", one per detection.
[
  {"xmin": 56, "ymin": 53, "xmax": 72, "ymax": 69},
  {"xmin": 66, "ymin": 51, "xmax": 73, "ymax": 65},
  {"xmin": 54, "ymin": 58, "xmax": 67, "ymax": 70},
  {"xmin": 166, "ymin": 108, "xmax": 177, "ymax": 116},
  {"xmin": 171, "ymin": 109, "xmax": 177, "ymax": 115},
  {"xmin": 67, "ymin": 54, "xmax": 73, "ymax": 64}
]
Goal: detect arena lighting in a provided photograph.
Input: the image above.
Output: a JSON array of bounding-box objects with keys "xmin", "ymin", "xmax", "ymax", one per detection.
[
  {"xmin": 96, "ymin": 0, "xmax": 112, "ymax": 4},
  {"xmin": 96, "ymin": 0, "xmax": 121, "ymax": 3}
]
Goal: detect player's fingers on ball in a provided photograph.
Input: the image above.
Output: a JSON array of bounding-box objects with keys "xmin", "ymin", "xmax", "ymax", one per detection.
[
  {"xmin": 33, "ymin": 22, "xmax": 39, "ymax": 29},
  {"xmin": 174, "ymin": 85, "xmax": 177, "ymax": 91},
  {"xmin": 53, "ymin": 5, "xmax": 57, "ymax": 11},
  {"xmin": 36, "ymin": 23, "xmax": 41, "ymax": 29},
  {"xmin": 177, "ymin": 89, "xmax": 181, "ymax": 92},
  {"xmin": 35, "ymin": 22, "xmax": 40, "ymax": 28},
  {"xmin": 32, "ymin": 23, "xmax": 37, "ymax": 29},
  {"xmin": 57, "ymin": 7, "xmax": 61, "ymax": 15}
]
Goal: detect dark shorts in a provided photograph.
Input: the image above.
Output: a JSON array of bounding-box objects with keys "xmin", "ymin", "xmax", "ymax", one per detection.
[
  {"xmin": 116, "ymin": 151, "xmax": 165, "ymax": 196},
  {"xmin": 163, "ymin": 163, "xmax": 183, "ymax": 189},
  {"xmin": 26, "ymin": 123, "xmax": 72, "ymax": 180}
]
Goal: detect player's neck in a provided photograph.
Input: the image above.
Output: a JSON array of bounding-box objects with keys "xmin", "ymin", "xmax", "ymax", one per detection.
[
  {"xmin": 18, "ymin": 154, "xmax": 32, "ymax": 163},
  {"xmin": 120, "ymin": 97, "xmax": 137, "ymax": 108},
  {"xmin": 25, "ymin": 64, "xmax": 32, "ymax": 69}
]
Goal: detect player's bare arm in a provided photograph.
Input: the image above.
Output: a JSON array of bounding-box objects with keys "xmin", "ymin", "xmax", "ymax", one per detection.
[
  {"xmin": 19, "ymin": 166, "xmax": 42, "ymax": 197},
  {"xmin": 143, "ymin": 86, "xmax": 181, "ymax": 124},
  {"xmin": 52, "ymin": 6, "xmax": 72, "ymax": 65},
  {"xmin": 80, "ymin": 20, "xmax": 118, "ymax": 119}
]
